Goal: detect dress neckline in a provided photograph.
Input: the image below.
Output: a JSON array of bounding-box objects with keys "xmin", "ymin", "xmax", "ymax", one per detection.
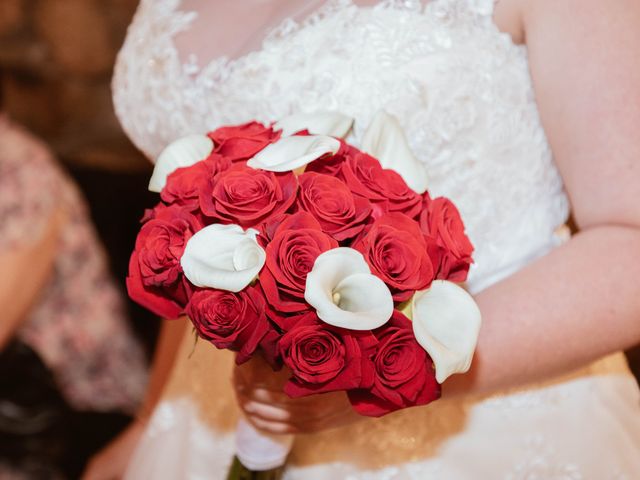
[{"xmin": 169, "ymin": 0, "xmax": 512, "ymax": 85}]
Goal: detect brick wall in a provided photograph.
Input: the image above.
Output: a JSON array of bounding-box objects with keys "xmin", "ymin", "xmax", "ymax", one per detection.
[{"xmin": 0, "ymin": 0, "xmax": 148, "ymax": 172}]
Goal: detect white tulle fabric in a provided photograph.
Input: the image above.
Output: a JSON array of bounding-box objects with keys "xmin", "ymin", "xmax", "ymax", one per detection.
[{"xmin": 114, "ymin": 0, "xmax": 640, "ymax": 478}]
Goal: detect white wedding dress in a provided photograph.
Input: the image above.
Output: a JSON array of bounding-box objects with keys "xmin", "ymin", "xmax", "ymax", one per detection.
[{"xmin": 113, "ymin": 0, "xmax": 640, "ymax": 478}]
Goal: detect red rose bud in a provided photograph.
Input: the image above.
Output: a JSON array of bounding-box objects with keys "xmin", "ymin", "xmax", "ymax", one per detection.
[
  {"xmin": 352, "ymin": 212, "xmax": 435, "ymax": 302},
  {"xmin": 199, "ymin": 164, "xmax": 298, "ymax": 228},
  {"xmin": 127, "ymin": 205, "xmax": 203, "ymax": 319},
  {"xmin": 305, "ymin": 140, "xmax": 356, "ymax": 176},
  {"xmin": 208, "ymin": 121, "xmax": 281, "ymax": 162},
  {"xmin": 340, "ymin": 152, "xmax": 422, "ymax": 219},
  {"xmin": 279, "ymin": 312, "xmax": 377, "ymax": 397},
  {"xmin": 348, "ymin": 310, "xmax": 440, "ymax": 417},
  {"xmin": 295, "ymin": 172, "xmax": 372, "ymax": 242},
  {"xmin": 419, "ymin": 196, "xmax": 473, "ymax": 282},
  {"xmin": 260, "ymin": 212, "xmax": 337, "ymax": 314},
  {"xmin": 161, "ymin": 154, "xmax": 231, "ymax": 210},
  {"xmin": 257, "ymin": 212, "xmax": 289, "ymax": 246},
  {"xmin": 186, "ymin": 286, "xmax": 270, "ymax": 364}
]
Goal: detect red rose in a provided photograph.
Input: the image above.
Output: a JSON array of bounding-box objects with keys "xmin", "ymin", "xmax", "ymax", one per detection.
[
  {"xmin": 258, "ymin": 328, "xmax": 284, "ymax": 370},
  {"xmin": 305, "ymin": 140, "xmax": 356, "ymax": 176},
  {"xmin": 127, "ymin": 205, "xmax": 203, "ymax": 319},
  {"xmin": 199, "ymin": 164, "xmax": 298, "ymax": 228},
  {"xmin": 352, "ymin": 212, "xmax": 435, "ymax": 302},
  {"xmin": 260, "ymin": 212, "xmax": 338, "ymax": 316},
  {"xmin": 348, "ymin": 311, "xmax": 440, "ymax": 417},
  {"xmin": 256, "ymin": 213, "xmax": 288, "ymax": 247},
  {"xmin": 208, "ymin": 121, "xmax": 281, "ymax": 162},
  {"xmin": 420, "ymin": 196, "xmax": 473, "ymax": 282},
  {"xmin": 278, "ymin": 312, "xmax": 377, "ymax": 397},
  {"xmin": 161, "ymin": 154, "xmax": 231, "ymax": 210},
  {"xmin": 186, "ymin": 286, "xmax": 270, "ymax": 364},
  {"xmin": 295, "ymin": 172, "xmax": 372, "ymax": 242},
  {"xmin": 340, "ymin": 152, "xmax": 422, "ymax": 218}
]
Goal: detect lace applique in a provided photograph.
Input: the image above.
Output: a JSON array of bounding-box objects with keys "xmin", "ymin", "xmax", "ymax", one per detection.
[{"xmin": 505, "ymin": 435, "xmax": 584, "ymax": 480}]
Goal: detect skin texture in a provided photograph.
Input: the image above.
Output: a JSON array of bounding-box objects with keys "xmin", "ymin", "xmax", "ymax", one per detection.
[{"xmin": 0, "ymin": 208, "xmax": 63, "ymax": 349}]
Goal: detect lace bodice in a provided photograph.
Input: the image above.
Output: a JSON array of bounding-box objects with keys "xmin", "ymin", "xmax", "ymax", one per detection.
[{"xmin": 113, "ymin": 0, "xmax": 569, "ymax": 292}]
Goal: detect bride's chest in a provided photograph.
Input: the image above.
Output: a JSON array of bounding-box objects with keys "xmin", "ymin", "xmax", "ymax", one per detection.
[{"xmin": 115, "ymin": 0, "xmax": 528, "ymax": 160}]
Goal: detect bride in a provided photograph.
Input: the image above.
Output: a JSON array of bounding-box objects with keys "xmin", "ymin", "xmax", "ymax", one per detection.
[{"xmin": 89, "ymin": 0, "xmax": 640, "ymax": 478}]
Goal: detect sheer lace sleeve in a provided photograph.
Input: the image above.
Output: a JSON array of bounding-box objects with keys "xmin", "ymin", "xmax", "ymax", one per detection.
[{"xmin": 0, "ymin": 116, "xmax": 59, "ymax": 250}]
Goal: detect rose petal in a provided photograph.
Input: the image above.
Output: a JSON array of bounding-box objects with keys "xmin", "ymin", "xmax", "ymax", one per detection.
[
  {"xmin": 149, "ymin": 135, "xmax": 214, "ymax": 192},
  {"xmin": 361, "ymin": 111, "xmax": 429, "ymax": 194},
  {"xmin": 274, "ymin": 112, "xmax": 354, "ymax": 138},
  {"xmin": 305, "ymin": 248, "xmax": 394, "ymax": 330},
  {"xmin": 411, "ymin": 280, "xmax": 482, "ymax": 383},
  {"xmin": 180, "ymin": 224, "xmax": 266, "ymax": 292},
  {"xmin": 247, "ymin": 135, "xmax": 341, "ymax": 172}
]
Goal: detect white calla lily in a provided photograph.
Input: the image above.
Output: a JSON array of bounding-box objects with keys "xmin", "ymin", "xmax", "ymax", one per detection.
[
  {"xmin": 274, "ymin": 111, "xmax": 354, "ymax": 138},
  {"xmin": 247, "ymin": 135, "xmax": 340, "ymax": 172},
  {"xmin": 361, "ymin": 111, "xmax": 429, "ymax": 194},
  {"xmin": 305, "ymin": 248, "xmax": 394, "ymax": 330},
  {"xmin": 180, "ymin": 224, "xmax": 266, "ymax": 292},
  {"xmin": 149, "ymin": 134, "xmax": 214, "ymax": 192},
  {"xmin": 411, "ymin": 280, "xmax": 482, "ymax": 383}
]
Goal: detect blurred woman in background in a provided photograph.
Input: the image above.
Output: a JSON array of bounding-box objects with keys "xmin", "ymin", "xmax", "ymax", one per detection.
[{"xmin": 0, "ymin": 110, "xmax": 148, "ymax": 479}]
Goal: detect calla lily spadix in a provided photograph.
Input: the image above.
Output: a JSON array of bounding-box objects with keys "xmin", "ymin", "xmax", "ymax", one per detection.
[
  {"xmin": 180, "ymin": 224, "xmax": 266, "ymax": 293},
  {"xmin": 411, "ymin": 280, "xmax": 482, "ymax": 384},
  {"xmin": 305, "ymin": 248, "xmax": 394, "ymax": 330},
  {"xmin": 149, "ymin": 134, "xmax": 214, "ymax": 192},
  {"xmin": 247, "ymin": 135, "xmax": 340, "ymax": 172},
  {"xmin": 274, "ymin": 111, "xmax": 355, "ymax": 138},
  {"xmin": 361, "ymin": 110, "xmax": 430, "ymax": 194}
]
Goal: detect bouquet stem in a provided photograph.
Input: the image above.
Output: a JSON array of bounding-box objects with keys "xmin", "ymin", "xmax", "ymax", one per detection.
[{"xmin": 226, "ymin": 457, "xmax": 285, "ymax": 480}]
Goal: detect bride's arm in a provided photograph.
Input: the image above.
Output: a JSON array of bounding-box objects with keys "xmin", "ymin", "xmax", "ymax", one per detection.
[
  {"xmin": 236, "ymin": 0, "xmax": 640, "ymax": 432},
  {"xmin": 448, "ymin": 0, "xmax": 640, "ymax": 395}
]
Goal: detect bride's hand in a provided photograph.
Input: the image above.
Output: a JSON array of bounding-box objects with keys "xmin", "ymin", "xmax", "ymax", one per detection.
[{"xmin": 233, "ymin": 356, "xmax": 362, "ymax": 434}]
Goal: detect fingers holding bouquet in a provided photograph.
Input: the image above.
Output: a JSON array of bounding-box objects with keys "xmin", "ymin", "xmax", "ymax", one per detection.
[{"xmin": 234, "ymin": 356, "xmax": 360, "ymax": 435}]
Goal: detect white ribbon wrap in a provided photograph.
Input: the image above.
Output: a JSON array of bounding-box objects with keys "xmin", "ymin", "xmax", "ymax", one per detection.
[{"xmin": 235, "ymin": 418, "xmax": 294, "ymax": 471}]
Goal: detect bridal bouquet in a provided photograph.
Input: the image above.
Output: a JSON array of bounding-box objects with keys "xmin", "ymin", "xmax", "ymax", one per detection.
[{"xmin": 127, "ymin": 111, "xmax": 481, "ymax": 472}]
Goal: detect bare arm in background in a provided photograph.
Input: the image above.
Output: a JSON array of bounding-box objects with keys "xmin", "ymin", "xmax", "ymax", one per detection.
[
  {"xmin": 82, "ymin": 318, "xmax": 187, "ymax": 480},
  {"xmin": 0, "ymin": 209, "xmax": 62, "ymax": 350}
]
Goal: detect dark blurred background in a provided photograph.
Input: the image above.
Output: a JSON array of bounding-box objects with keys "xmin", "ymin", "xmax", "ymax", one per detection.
[
  {"xmin": 0, "ymin": 0, "xmax": 158, "ymax": 354},
  {"xmin": 1, "ymin": 2, "xmax": 157, "ymax": 475},
  {"xmin": 0, "ymin": 0, "xmax": 639, "ymax": 475}
]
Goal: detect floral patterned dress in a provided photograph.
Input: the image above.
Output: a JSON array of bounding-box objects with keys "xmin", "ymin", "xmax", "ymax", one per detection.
[{"xmin": 0, "ymin": 114, "xmax": 147, "ymax": 413}]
